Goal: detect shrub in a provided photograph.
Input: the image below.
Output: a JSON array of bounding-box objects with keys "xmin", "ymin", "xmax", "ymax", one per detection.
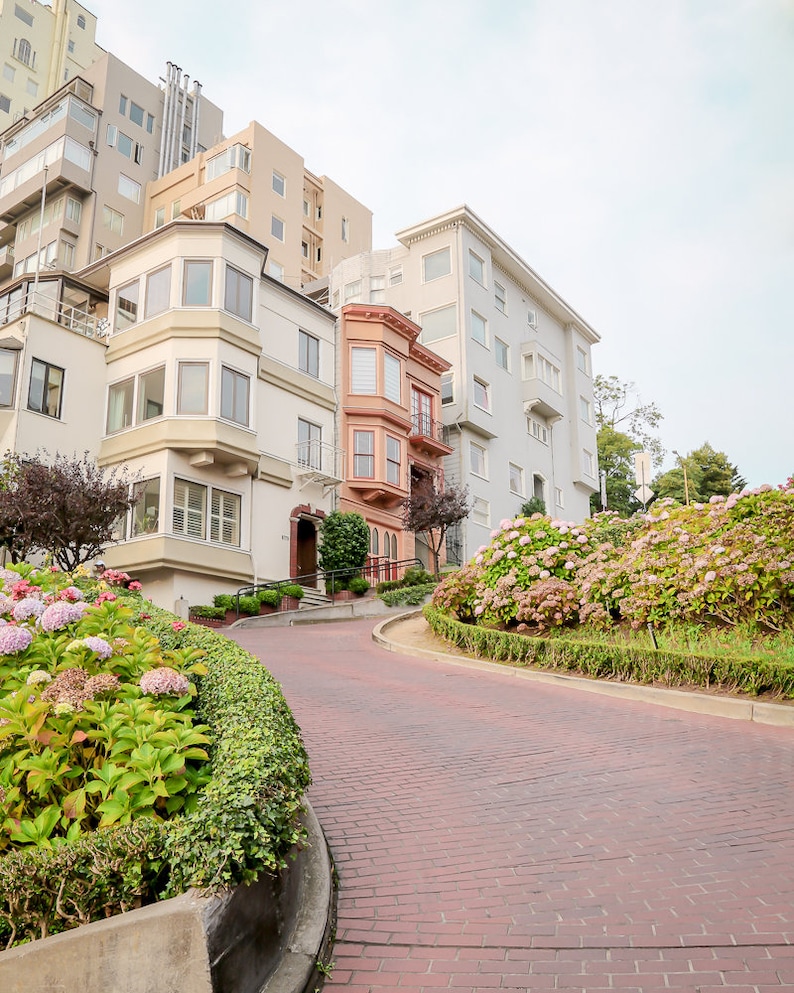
[
  {"xmin": 237, "ymin": 595, "xmax": 261, "ymax": 616},
  {"xmin": 318, "ymin": 511, "xmax": 369, "ymax": 575},
  {"xmin": 380, "ymin": 583, "xmax": 436, "ymax": 607},
  {"xmin": 257, "ymin": 589, "xmax": 281, "ymax": 608},
  {"xmin": 189, "ymin": 605, "xmax": 226, "ymax": 620},
  {"xmin": 213, "ymin": 594, "xmax": 234, "ymax": 611},
  {"xmin": 279, "ymin": 584, "xmax": 304, "ymax": 600},
  {"xmin": 348, "ymin": 576, "xmax": 370, "ymax": 595}
]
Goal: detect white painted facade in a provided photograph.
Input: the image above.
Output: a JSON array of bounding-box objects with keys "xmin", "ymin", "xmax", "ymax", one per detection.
[{"xmin": 326, "ymin": 205, "xmax": 600, "ymax": 563}]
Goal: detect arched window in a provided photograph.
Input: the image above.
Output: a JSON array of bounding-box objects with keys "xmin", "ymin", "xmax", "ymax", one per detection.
[
  {"xmin": 383, "ymin": 532, "xmax": 390, "ymax": 559},
  {"xmin": 17, "ymin": 38, "xmax": 32, "ymax": 66},
  {"xmin": 391, "ymin": 533, "xmax": 398, "ymax": 560},
  {"xmin": 371, "ymin": 528, "xmax": 379, "ymax": 555},
  {"xmin": 77, "ymin": 14, "xmax": 86, "ymax": 28}
]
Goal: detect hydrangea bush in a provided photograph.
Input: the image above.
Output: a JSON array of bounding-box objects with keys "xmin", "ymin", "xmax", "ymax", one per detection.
[
  {"xmin": 433, "ymin": 486, "xmax": 794, "ymax": 634},
  {"xmin": 0, "ymin": 565, "xmax": 209, "ymax": 854}
]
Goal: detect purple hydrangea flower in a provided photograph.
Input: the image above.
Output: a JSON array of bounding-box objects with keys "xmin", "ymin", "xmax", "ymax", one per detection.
[
  {"xmin": 79, "ymin": 636, "xmax": 114, "ymax": 659},
  {"xmin": 13, "ymin": 597, "xmax": 46, "ymax": 622},
  {"xmin": 139, "ymin": 667, "xmax": 191, "ymax": 696},
  {"xmin": 39, "ymin": 601, "xmax": 86, "ymax": 632},
  {"xmin": 0, "ymin": 625, "xmax": 33, "ymax": 655}
]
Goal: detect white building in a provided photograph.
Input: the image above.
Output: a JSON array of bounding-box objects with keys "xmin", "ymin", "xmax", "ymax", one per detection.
[{"xmin": 325, "ymin": 205, "xmax": 600, "ymax": 563}]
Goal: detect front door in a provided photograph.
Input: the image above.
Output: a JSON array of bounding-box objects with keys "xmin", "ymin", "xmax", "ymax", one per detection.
[{"xmin": 296, "ymin": 518, "xmax": 317, "ymax": 586}]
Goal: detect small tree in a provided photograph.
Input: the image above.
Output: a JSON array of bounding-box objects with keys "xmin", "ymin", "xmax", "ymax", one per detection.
[
  {"xmin": 318, "ymin": 511, "xmax": 370, "ymax": 583},
  {"xmin": 520, "ymin": 496, "xmax": 546, "ymax": 517},
  {"xmin": 402, "ymin": 479, "xmax": 470, "ymax": 576},
  {"xmin": 0, "ymin": 451, "xmax": 140, "ymax": 569},
  {"xmin": 653, "ymin": 442, "xmax": 747, "ymax": 503}
]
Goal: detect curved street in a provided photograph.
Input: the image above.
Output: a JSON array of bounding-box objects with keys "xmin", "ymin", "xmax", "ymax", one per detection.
[{"xmin": 231, "ymin": 618, "xmax": 794, "ymax": 993}]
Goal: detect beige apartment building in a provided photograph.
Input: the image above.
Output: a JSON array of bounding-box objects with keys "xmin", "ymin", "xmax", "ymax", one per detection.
[
  {"xmin": 0, "ymin": 0, "xmax": 104, "ymax": 125},
  {"xmin": 0, "ymin": 52, "xmax": 223, "ymax": 284},
  {"xmin": 146, "ymin": 121, "xmax": 372, "ymax": 293}
]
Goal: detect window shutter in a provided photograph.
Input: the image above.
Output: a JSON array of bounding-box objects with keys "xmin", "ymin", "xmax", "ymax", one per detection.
[{"xmin": 384, "ymin": 353, "xmax": 400, "ymax": 403}]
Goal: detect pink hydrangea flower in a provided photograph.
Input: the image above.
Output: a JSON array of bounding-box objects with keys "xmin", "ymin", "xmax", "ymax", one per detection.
[
  {"xmin": 0, "ymin": 625, "xmax": 33, "ymax": 654},
  {"xmin": 139, "ymin": 666, "xmax": 190, "ymax": 696},
  {"xmin": 704, "ymin": 571, "xmax": 717, "ymax": 583},
  {"xmin": 58, "ymin": 587, "xmax": 84, "ymax": 602},
  {"xmin": 39, "ymin": 601, "xmax": 86, "ymax": 632},
  {"xmin": 519, "ymin": 535, "xmax": 531, "ymax": 546},
  {"xmin": 13, "ymin": 597, "xmax": 46, "ymax": 621}
]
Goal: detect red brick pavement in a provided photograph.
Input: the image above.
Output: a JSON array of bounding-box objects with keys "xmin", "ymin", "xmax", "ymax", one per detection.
[{"xmin": 231, "ymin": 620, "xmax": 794, "ymax": 992}]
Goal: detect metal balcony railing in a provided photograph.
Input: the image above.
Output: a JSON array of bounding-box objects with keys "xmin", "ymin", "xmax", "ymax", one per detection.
[
  {"xmin": 294, "ymin": 439, "xmax": 345, "ymax": 485},
  {"xmin": 0, "ymin": 284, "xmax": 107, "ymax": 340},
  {"xmin": 410, "ymin": 413, "xmax": 446, "ymax": 443}
]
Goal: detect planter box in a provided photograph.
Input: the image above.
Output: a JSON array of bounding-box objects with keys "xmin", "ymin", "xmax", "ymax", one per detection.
[
  {"xmin": 258, "ymin": 603, "xmax": 278, "ymax": 615},
  {"xmin": 330, "ymin": 590, "xmax": 355, "ymax": 601},
  {"xmin": 0, "ymin": 805, "xmax": 331, "ymax": 993},
  {"xmin": 279, "ymin": 596, "xmax": 300, "ymax": 612},
  {"xmin": 189, "ymin": 616, "xmax": 225, "ymax": 628}
]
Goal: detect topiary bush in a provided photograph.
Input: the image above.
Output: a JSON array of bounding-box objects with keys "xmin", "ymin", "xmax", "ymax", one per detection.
[
  {"xmin": 257, "ymin": 589, "xmax": 281, "ymax": 608},
  {"xmin": 318, "ymin": 511, "xmax": 369, "ymax": 577},
  {"xmin": 237, "ymin": 595, "xmax": 261, "ymax": 616},
  {"xmin": 348, "ymin": 576, "xmax": 370, "ymax": 596},
  {"xmin": 190, "ymin": 605, "xmax": 226, "ymax": 620}
]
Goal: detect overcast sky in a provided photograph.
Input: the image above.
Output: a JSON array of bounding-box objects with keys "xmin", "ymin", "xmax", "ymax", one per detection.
[{"xmin": 87, "ymin": 0, "xmax": 793, "ymax": 488}]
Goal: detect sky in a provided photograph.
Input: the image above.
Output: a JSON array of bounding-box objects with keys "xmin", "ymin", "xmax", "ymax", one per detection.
[{"xmin": 87, "ymin": 0, "xmax": 793, "ymax": 488}]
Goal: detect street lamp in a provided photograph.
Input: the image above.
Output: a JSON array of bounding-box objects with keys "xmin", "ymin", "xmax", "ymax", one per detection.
[{"xmin": 672, "ymin": 450, "xmax": 690, "ymax": 505}]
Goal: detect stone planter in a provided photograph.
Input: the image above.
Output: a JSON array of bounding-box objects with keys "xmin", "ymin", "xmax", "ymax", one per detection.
[{"xmin": 0, "ymin": 805, "xmax": 332, "ymax": 993}]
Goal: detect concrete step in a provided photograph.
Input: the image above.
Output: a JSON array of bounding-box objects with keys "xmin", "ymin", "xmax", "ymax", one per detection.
[{"xmin": 297, "ymin": 586, "xmax": 331, "ymax": 609}]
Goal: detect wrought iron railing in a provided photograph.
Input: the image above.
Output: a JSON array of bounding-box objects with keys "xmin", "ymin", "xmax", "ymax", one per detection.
[
  {"xmin": 233, "ymin": 557, "xmax": 424, "ymax": 618},
  {"xmin": 410, "ymin": 413, "xmax": 446, "ymax": 443}
]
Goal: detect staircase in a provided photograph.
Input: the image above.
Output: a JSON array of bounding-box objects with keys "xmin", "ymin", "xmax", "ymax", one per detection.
[{"xmin": 297, "ymin": 586, "xmax": 331, "ymax": 609}]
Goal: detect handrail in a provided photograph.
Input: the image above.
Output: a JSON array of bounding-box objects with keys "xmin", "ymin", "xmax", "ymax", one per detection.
[{"xmin": 234, "ymin": 557, "xmax": 425, "ymax": 618}]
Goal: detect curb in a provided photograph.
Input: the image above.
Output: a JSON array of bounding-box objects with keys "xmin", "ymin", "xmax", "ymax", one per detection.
[
  {"xmin": 262, "ymin": 801, "xmax": 336, "ymax": 993},
  {"xmin": 373, "ymin": 611, "xmax": 794, "ymax": 729}
]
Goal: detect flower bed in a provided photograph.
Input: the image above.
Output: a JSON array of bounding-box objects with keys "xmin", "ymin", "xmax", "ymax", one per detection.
[{"xmin": 0, "ymin": 565, "xmax": 310, "ymax": 948}]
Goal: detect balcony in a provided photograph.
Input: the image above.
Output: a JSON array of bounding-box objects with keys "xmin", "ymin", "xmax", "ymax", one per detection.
[
  {"xmin": 409, "ymin": 413, "xmax": 453, "ymax": 457},
  {"xmin": 0, "ymin": 137, "xmax": 93, "ymax": 224},
  {"xmin": 0, "ymin": 244, "xmax": 14, "ymax": 279},
  {"xmin": 294, "ymin": 440, "xmax": 345, "ymax": 490},
  {"xmin": 0, "ymin": 282, "xmax": 107, "ymax": 339},
  {"xmin": 521, "ymin": 378, "xmax": 565, "ymax": 420}
]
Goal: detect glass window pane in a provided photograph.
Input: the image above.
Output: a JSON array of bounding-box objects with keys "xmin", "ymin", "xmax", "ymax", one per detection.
[
  {"xmin": 107, "ymin": 378, "xmax": 134, "ymax": 432},
  {"xmin": 423, "ymin": 248, "xmax": 451, "ymax": 282},
  {"xmin": 183, "ymin": 260, "xmax": 212, "ymax": 306},
  {"xmin": 0, "ymin": 349, "xmax": 18, "ymax": 406},
  {"xmin": 145, "ymin": 265, "xmax": 171, "ymax": 318},
  {"xmin": 115, "ymin": 281, "xmax": 139, "ymax": 329},
  {"xmin": 138, "ymin": 366, "xmax": 164, "ymax": 421},
  {"xmin": 133, "ymin": 477, "xmax": 160, "ymax": 535},
  {"xmin": 177, "ymin": 363, "xmax": 208, "ymax": 414}
]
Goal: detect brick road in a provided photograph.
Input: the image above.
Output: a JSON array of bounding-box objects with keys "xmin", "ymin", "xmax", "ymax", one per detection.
[{"xmin": 231, "ymin": 619, "xmax": 794, "ymax": 992}]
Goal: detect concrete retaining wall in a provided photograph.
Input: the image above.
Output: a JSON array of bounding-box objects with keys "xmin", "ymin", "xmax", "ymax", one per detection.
[{"xmin": 0, "ymin": 804, "xmax": 332, "ymax": 993}]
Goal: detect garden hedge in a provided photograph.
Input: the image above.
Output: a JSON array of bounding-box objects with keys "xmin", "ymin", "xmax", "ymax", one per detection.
[
  {"xmin": 0, "ymin": 596, "xmax": 310, "ymax": 948},
  {"xmin": 423, "ymin": 605, "xmax": 794, "ymax": 699}
]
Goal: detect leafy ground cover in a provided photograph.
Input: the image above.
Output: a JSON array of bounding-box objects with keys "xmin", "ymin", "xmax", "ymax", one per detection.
[{"xmin": 0, "ymin": 565, "xmax": 309, "ymax": 947}]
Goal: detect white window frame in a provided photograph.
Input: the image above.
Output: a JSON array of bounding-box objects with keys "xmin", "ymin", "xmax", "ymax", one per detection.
[
  {"xmin": 271, "ymin": 214, "xmax": 285, "ymax": 242},
  {"xmin": 509, "ymin": 462, "xmax": 525, "ymax": 496},
  {"xmin": 384, "ymin": 351, "xmax": 401, "ymax": 404},
  {"xmin": 494, "ymin": 337, "xmax": 509, "ymax": 371},
  {"xmin": 471, "ymin": 310, "xmax": 488, "ymax": 347},
  {"xmin": 473, "ymin": 377, "xmax": 490, "ymax": 412},
  {"xmin": 422, "ymin": 247, "xmax": 451, "ymax": 282},
  {"xmin": 494, "ymin": 281, "xmax": 507, "ymax": 314},
  {"xmin": 468, "ymin": 250, "xmax": 485, "ymax": 285},
  {"xmin": 470, "ymin": 441, "xmax": 487, "ymax": 479},
  {"xmin": 272, "ymin": 170, "xmax": 286, "ymax": 197},
  {"xmin": 220, "ymin": 366, "xmax": 250, "ymax": 426},
  {"xmin": 298, "ymin": 329, "xmax": 319, "ymax": 378},
  {"xmin": 351, "ymin": 347, "xmax": 377, "ymax": 395}
]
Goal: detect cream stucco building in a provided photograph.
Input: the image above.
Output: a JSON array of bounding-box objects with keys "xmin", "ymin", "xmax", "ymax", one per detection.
[
  {"xmin": 146, "ymin": 120, "xmax": 372, "ymax": 294},
  {"xmin": 324, "ymin": 205, "xmax": 600, "ymax": 563},
  {"xmin": 0, "ymin": 0, "xmax": 104, "ymax": 125}
]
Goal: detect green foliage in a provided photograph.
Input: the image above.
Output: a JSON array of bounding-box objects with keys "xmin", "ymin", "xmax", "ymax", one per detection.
[
  {"xmin": 189, "ymin": 606, "xmax": 226, "ymax": 620},
  {"xmin": 257, "ymin": 589, "xmax": 281, "ymax": 608},
  {"xmin": 590, "ymin": 425, "xmax": 643, "ymax": 516},
  {"xmin": 348, "ymin": 576, "xmax": 370, "ymax": 595},
  {"xmin": 402, "ymin": 479, "xmax": 470, "ymax": 575},
  {"xmin": 423, "ymin": 606, "xmax": 794, "ymax": 699},
  {"xmin": 520, "ymin": 496, "xmax": 546, "ymax": 517},
  {"xmin": 376, "ymin": 566, "xmax": 435, "ymax": 595},
  {"xmin": 318, "ymin": 512, "xmax": 370, "ymax": 575},
  {"xmin": 379, "ymin": 583, "xmax": 437, "ymax": 607},
  {"xmin": 653, "ymin": 442, "xmax": 747, "ymax": 503},
  {"xmin": 212, "ymin": 594, "xmax": 234, "ymax": 611},
  {"xmin": 0, "ymin": 571, "xmax": 311, "ymax": 947},
  {"xmin": 279, "ymin": 584, "xmax": 304, "ymax": 600},
  {"xmin": 237, "ymin": 595, "xmax": 261, "ymax": 616}
]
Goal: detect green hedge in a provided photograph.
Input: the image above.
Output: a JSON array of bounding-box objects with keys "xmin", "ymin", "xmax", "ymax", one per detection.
[
  {"xmin": 380, "ymin": 583, "xmax": 437, "ymax": 607},
  {"xmin": 0, "ymin": 598, "xmax": 310, "ymax": 947},
  {"xmin": 189, "ymin": 605, "xmax": 226, "ymax": 620},
  {"xmin": 422, "ymin": 605, "xmax": 794, "ymax": 699}
]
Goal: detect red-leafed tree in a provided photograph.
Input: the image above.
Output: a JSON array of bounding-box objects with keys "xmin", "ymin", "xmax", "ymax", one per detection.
[
  {"xmin": 402, "ymin": 475, "xmax": 470, "ymax": 576},
  {"xmin": 0, "ymin": 452, "xmax": 140, "ymax": 569}
]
